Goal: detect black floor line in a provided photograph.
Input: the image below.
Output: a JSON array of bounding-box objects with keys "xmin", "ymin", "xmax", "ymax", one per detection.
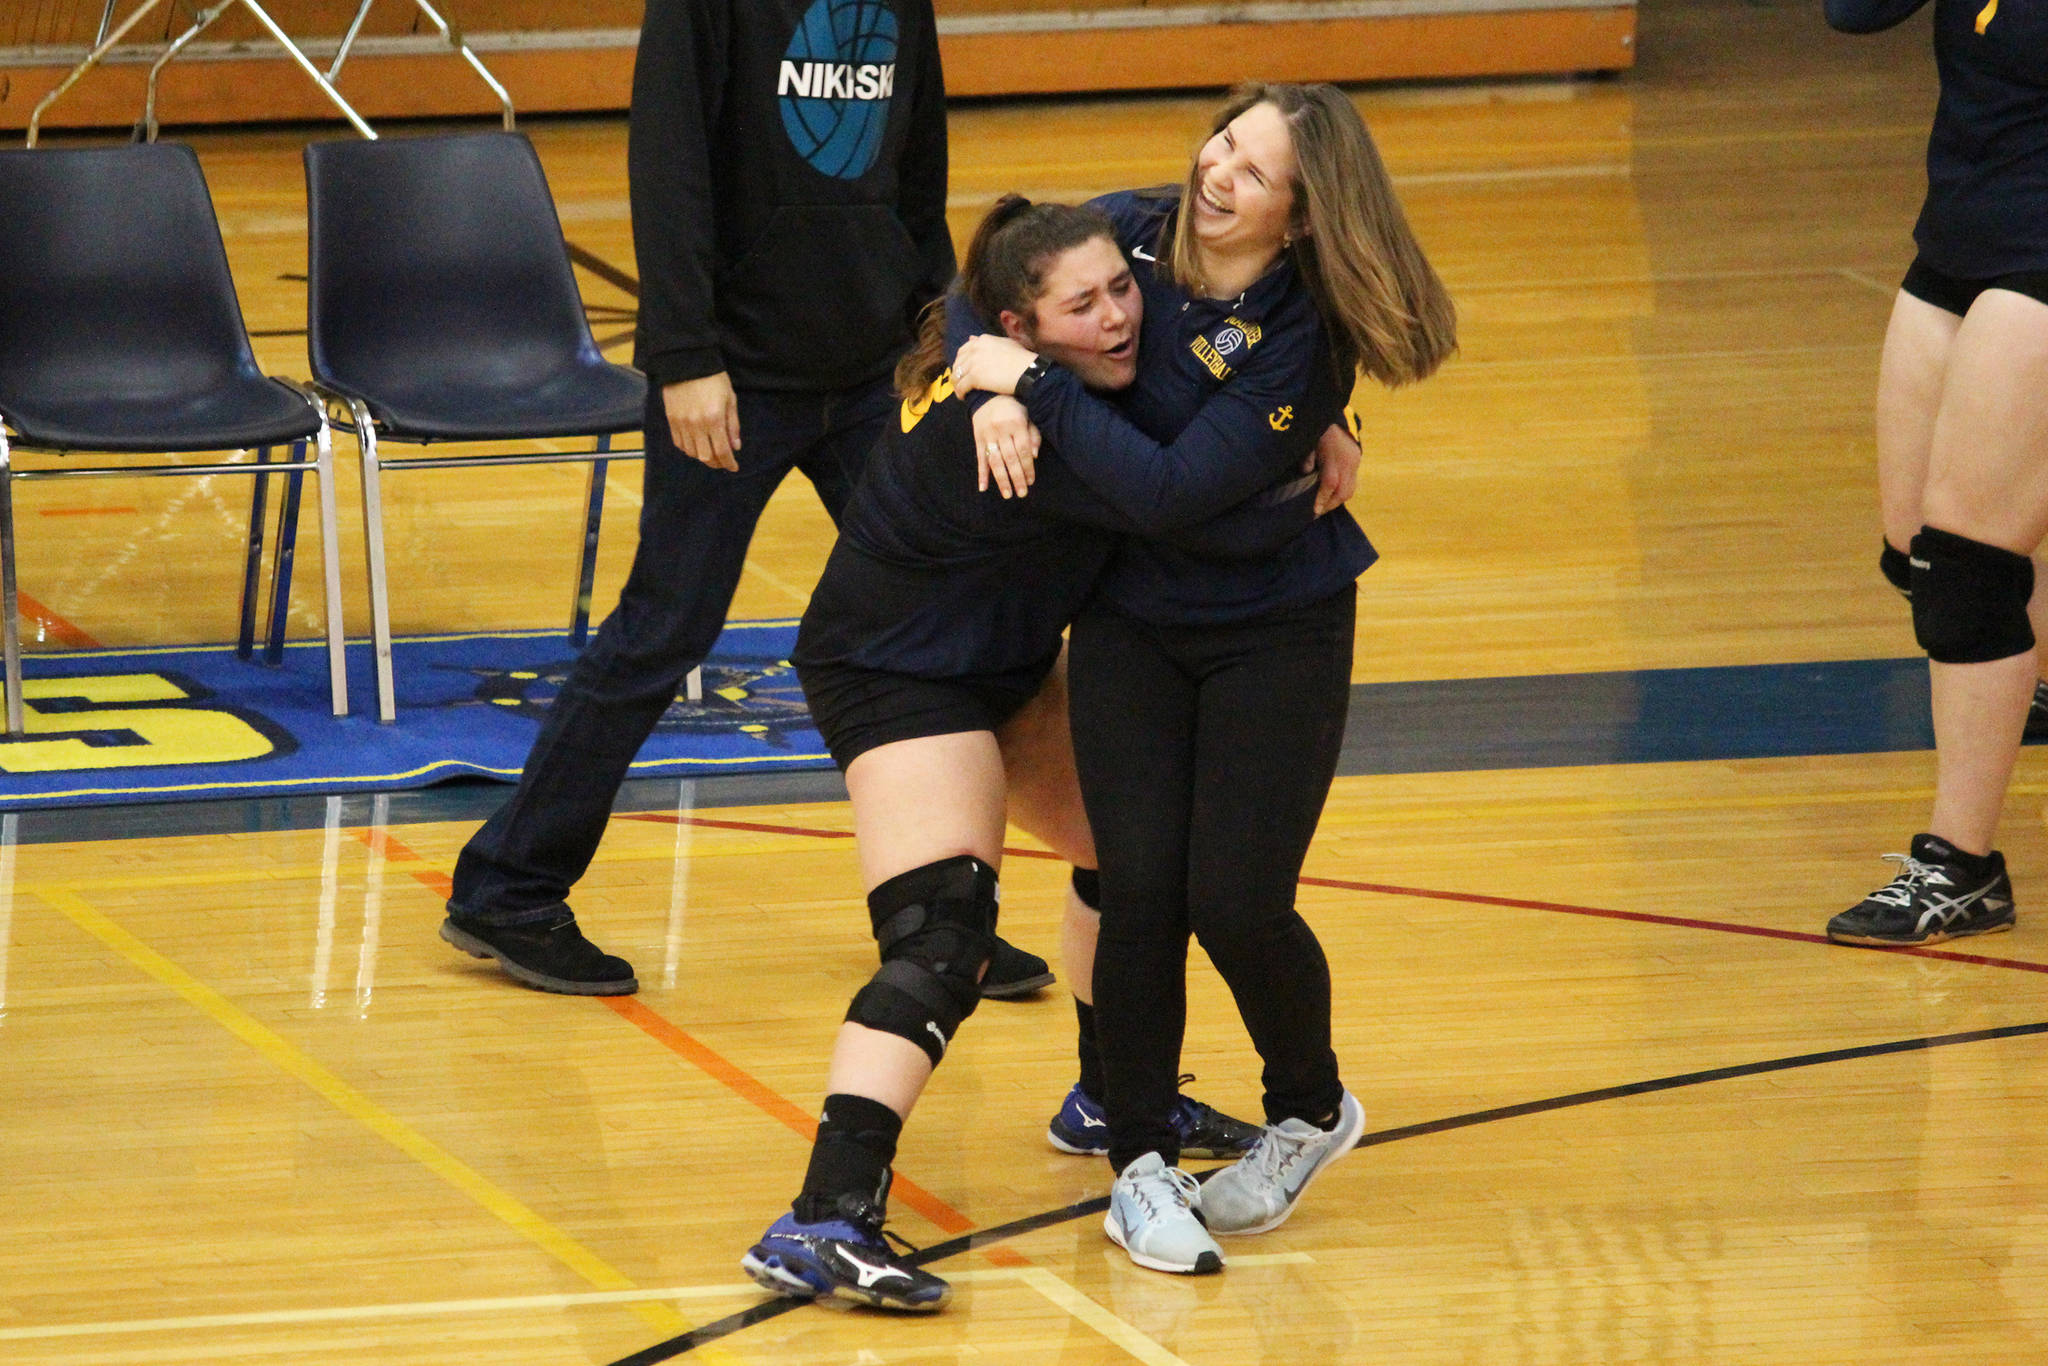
[{"xmin": 603, "ymin": 1018, "xmax": 2048, "ymax": 1365}]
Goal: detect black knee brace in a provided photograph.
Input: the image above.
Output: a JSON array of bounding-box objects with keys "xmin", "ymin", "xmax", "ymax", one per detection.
[
  {"xmin": 1880, "ymin": 540, "xmax": 1913, "ymax": 599},
  {"xmin": 1071, "ymin": 867, "xmax": 1102, "ymax": 910},
  {"xmin": 846, "ymin": 855, "xmax": 999, "ymax": 1065},
  {"xmin": 1910, "ymin": 527, "xmax": 2036, "ymax": 663}
]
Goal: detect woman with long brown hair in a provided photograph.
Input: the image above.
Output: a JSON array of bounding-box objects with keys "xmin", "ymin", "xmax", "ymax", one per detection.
[{"xmin": 952, "ymin": 82, "xmax": 1455, "ymax": 1274}]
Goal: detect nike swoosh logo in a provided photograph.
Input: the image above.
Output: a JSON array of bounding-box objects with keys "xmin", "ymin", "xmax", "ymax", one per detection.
[
  {"xmin": 926, "ymin": 1021, "xmax": 948, "ymax": 1054},
  {"xmin": 1132, "ymin": 246, "xmax": 1157, "ymax": 262}
]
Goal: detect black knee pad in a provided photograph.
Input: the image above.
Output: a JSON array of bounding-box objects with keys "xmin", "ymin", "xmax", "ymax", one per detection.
[
  {"xmin": 1880, "ymin": 540, "xmax": 1913, "ymax": 599},
  {"xmin": 846, "ymin": 855, "xmax": 999, "ymax": 1065},
  {"xmin": 1910, "ymin": 527, "xmax": 2036, "ymax": 663},
  {"xmin": 1071, "ymin": 866, "xmax": 1101, "ymax": 910}
]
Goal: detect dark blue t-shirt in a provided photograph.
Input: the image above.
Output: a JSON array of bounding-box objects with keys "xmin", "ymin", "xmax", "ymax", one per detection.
[{"xmin": 1828, "ymin": 0, "xmax": 2048, "ymax": 276}]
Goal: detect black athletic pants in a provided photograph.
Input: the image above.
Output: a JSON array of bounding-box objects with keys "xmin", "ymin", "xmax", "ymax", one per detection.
[
  {"xmin": 450, "ymin": 379, "xmax": 893, "ymax": 923},
  {"xmin": 1068, "ymin": 585, "xmax": 1355, "ymax": 1171}
]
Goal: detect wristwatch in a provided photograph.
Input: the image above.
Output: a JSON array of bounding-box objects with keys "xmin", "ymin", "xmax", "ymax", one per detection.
[{"xmin": 1013, "ymin": 355, "xmax": 1054, "ymax": 402}]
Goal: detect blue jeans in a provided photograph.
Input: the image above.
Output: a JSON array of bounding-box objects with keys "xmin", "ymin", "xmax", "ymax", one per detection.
[{"xmin": 450, "ymin": 378, "xmax": 894, "ymax": 923}]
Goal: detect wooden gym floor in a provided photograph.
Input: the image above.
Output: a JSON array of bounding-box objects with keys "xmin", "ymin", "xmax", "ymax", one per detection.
[{"xmin": 7, "ymin": 1, "xmax": 2048, "ymax": 1361}]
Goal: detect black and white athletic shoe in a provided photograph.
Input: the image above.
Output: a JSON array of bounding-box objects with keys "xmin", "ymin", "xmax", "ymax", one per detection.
[
  {"xmin": 1046, "ymin": 1078, "xmax": 1261, "ymax": 1159},
  {"xmin": 1827, "ymin": 834, "xmax": 2016, "ymax": 946},
  {"xmin": 742, "ymin": 1194, "xmax": 951, "ymax": 1312}
]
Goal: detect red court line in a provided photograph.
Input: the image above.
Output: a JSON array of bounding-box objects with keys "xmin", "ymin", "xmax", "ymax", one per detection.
[
  {"xmin": 628, "ymin": 812, "xmax": 2048, "ymax": 977},
  {"xmin": 38, "ymin": 506, "xmax": 136, "ymax": 518},
  {"xmin": 14, "ymin": 591, "xmax": 99, "ymax": 649},
  {"xmin": 619, "ymin": 812, "xmax": 1063, "ymax": 863},
  {"xmin": 1297, "ymin": 873, "xmax": 2048, "ymax": 975}
]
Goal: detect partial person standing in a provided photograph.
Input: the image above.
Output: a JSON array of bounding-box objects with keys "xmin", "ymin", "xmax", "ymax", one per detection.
[
  {"xmin": 1823, "ymin": 0, "xmax": 2048, "ymax": 946},
  {"xmin": 441, "ymin": 0, "xmax": 1045, "ymax": 997}
]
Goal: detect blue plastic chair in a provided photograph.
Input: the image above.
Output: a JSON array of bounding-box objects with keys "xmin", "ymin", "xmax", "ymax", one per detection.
[
  {"xmin": 304, "ymin": 131, "xmax": 649, "ymax": 722},
  {"xmin": 0, "ymin": 142, "xmax": 347, "ymax": 738}
]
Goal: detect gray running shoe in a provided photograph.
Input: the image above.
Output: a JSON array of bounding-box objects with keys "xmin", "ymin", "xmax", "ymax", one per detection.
[
  {"xmin": 1104, "ymin": 1152, "xmax": 1224, "ymax": 1274},
  {"xmin": 1199, "ymin": 1090, "xmax": 1366, "ymax": 1235}
]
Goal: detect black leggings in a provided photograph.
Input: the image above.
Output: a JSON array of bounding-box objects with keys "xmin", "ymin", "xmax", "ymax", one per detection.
[{"xmin": 1069, "ymin": 586, "xmax": 1356, "ymax": 1171}]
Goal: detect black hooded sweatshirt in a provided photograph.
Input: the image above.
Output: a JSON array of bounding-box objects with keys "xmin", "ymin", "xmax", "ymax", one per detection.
[{"xmin": 628, "ymin": 0, "xmax": 955, "ymax": 392}]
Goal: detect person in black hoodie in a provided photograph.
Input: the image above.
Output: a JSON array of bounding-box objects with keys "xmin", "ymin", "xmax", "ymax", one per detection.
[
  {"xmin": 439, "ymin": 0, "xmax": 1047, "ymax": 998},
  {"xmin": 1821, "ymin": 0, "xmax": 2048, "ymax": 946}
]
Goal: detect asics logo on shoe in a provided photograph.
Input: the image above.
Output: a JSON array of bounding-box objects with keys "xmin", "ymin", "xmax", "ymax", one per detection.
[
  {"xmin": 836, "ymin": 1248, "xmax": 902, "ymax": 1289},
  {"xmin": 1915, "ymin": 883, "xmax": 2005, "ymax": 933}
]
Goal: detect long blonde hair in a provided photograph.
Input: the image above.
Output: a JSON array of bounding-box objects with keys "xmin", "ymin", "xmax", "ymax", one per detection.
[{"xmin": 1165, "ymin": 82, "xmax": 1456, "ymax": 388}]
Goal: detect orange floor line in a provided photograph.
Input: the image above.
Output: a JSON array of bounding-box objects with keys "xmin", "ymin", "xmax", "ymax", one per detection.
[
  {"xmin": 344, "ymin": 821, "xmax": 984, "ymax": 1239},
  {"xmin": 14, "ymin": 590, "xmax": 100, "ymax": 649},
  {"xmin": 602, "ymin": 995, "xmax": 976, "ymax": 1237}
]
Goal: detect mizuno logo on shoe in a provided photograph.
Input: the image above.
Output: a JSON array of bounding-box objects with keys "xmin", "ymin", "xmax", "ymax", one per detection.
[{"xmin": 835, "ymin": 1248, "xmax": 901, "ymax": 1289}]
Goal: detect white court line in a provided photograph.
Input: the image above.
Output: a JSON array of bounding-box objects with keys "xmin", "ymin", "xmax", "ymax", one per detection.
[
  {"xmin": 0, "ymin": 1254, "xmax": 1318, "ymax": 1344},
  {"xmin": 0, "ymin": 1284, "xmax": 756, "ymax": 1342},
  {"xmin": 1837, "ymin": 267, "xmax": 1899, "ymax": 297}
]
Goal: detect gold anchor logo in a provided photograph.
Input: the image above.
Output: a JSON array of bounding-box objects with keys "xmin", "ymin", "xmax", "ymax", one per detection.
[{"xmin": 1268, "ymin": 405, "xmax": 1295, "ymax": 431}]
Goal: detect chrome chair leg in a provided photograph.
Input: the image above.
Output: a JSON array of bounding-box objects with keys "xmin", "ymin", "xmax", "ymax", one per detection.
[
  {"xmin": 570, "ymin": 433, "xmax": 610, "ymax": 646},
  {"xmin": 310, "ymin": 416, "xmax": 348, "ymax": 717},
  {"xmin": 350, "ymin": 401, "xmax": 397, "ymax": 723},
  {"xmin": 0, "ymin": 428, "xmax": 20, "ymax": 736},
  {"xmin": 266, "ymin": 441, "xmax": 306, "ymax": 665},
  {"xmin": 238, "ymin": 444, "xmax": 271, "ymax": 660}
]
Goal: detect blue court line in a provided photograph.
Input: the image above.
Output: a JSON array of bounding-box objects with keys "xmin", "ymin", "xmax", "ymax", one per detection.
[
  {"xmin": 0, "ymin": 656, "xmax": 1940, "ymax": 845},
  {"xmin": 1340, "ymin": 656, "xmax": 1933, "ymax": 774}
]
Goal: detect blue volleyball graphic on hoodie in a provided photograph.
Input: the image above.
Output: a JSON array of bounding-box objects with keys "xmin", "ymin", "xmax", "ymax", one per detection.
[{"xmin": 778, "ymin": 0, "xmax": 900, "ymax": 180}]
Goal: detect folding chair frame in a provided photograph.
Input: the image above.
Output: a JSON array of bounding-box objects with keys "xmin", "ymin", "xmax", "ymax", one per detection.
[
  {"xmin": 316, "ymin": 392, "xmax": 696, "ymax": 726},
  {"xmin": 26, "ymin": 0, "xmax": 514, "ymax": 147},
  {"xmin": 0, "ymin": 388, "xmax": 348, "ymax": 737}
]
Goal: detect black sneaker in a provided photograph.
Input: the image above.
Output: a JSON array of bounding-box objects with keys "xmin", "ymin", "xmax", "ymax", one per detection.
[
  {"xmin": 980, "ymin": 936, "xmax": 1054, "ymax": 999},
  {"xmin": 2025, "ymin": 681, "xmax": 2048, "ymax": 743},
  {"xmin": 1826, "ymin": 835, "xmax": 2017, "ymax": 946},
  {"xmin": 742, "ymin": 1193, "xmax": 951, "ymax": 1312},
  {"xmin": 440, "ymin": 908, "xmax": 638, "ymax": 995},
  {"xmin": 1046, "ymin": 1076, "xmax": 1261, "ymax": 1159}
]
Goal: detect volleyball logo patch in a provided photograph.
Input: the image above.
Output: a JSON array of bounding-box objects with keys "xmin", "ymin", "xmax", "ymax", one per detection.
[{"xmin": 779, "ymin": 0, "xmax": 901, "ymax": 180}]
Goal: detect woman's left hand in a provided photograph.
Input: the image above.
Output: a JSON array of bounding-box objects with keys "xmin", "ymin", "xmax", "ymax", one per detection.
[
  {"xmin": 952, "ymin": 335, "xmax": 1039, "ymax": 396},
  {"xmin": 1309, "ymin": 421, "xmax": 1362, "ymax": 516}
]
